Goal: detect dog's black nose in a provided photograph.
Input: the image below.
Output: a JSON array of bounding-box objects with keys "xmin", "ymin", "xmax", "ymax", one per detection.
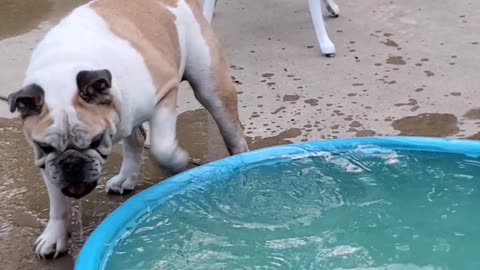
[{"xmin": 60, "ymin": 155, "xmax": 85, "ymax": 182}]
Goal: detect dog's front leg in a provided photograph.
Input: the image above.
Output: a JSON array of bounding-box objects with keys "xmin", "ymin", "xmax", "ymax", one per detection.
[
  {"xmin": 106, "ymin": 126, "xmax": 146, "ymax": 194},
  {"xmin": 149, "ymin": 89, "xmax": 189, "ymax": 173},
  {"xmin": 35, "ymin": 172, "xmax": 71, "ymax": 259}
]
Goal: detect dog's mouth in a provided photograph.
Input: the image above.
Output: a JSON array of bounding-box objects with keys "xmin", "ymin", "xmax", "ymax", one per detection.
[{"xmin": 61, "ymin": 181, "xmax": 97, "ymax": 199}]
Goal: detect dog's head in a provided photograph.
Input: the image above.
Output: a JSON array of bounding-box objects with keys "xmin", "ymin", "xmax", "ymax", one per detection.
[{"xmin": 9, "ymin": 69, "xmax": 120, "ymax": 199}]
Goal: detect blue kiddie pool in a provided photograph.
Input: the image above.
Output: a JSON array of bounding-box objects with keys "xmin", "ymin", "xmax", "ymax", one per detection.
[{"xmin": 76, "ymin": 137, "xmax": 480, "ymax": 270}]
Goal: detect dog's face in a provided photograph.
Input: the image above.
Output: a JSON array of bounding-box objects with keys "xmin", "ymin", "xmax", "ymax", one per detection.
[{"xmin": 9, "ymin": 69, "xmax": 119, "ymax": 199}]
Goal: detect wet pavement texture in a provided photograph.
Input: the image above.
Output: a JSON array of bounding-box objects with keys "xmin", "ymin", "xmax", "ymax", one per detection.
[{"xmin": 2, "ymin": 0, "xmax": 480, "ymax": 269}]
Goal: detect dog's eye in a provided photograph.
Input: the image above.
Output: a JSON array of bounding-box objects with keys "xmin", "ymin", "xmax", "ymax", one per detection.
[
  {"xmin": 37, "ymin": 142, "xmax": 56, "ymax": 155},
  {"xmin": 90, "ymin": 133, "xmax": 104, "ymax": 149}
]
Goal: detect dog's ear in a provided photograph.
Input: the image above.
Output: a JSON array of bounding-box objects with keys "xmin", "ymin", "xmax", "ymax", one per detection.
[
  {"xmin": 8, "ymin": 84, "xmax": 45, "ymax": 119},
  {"xmin": 76, "ymin": 69, "xmax": 113, "ymax": 105}
]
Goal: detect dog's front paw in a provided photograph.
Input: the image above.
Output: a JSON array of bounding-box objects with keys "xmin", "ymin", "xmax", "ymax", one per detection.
[
  {"xmin": 35, "ymin": 219, "xmax": 69, "ymax": 259},
  {"xmin": 106, "ymin": 174, "xmax": 138, "ymax": 195},
  {"xmin": 151, "ymin": 146, "xmax": 189, "ymax": 174}
]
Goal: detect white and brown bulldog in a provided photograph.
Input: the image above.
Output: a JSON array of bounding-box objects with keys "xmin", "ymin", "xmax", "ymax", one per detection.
[{"xmin": 8, "ymin": 0, "xmax": 249, "ymax": 259}]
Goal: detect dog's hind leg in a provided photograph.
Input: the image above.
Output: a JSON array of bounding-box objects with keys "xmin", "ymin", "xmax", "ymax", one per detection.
[
  {"xmin": 183, "ymin": 18, "xmax": 249, "ymax": 155},
  {"xmin": 35, "ymin": 173, "xmax": 71, "ymax": 259},
  {"xmin": 105, "ymin": 126, "xmax": 146, "ymax": 194}
]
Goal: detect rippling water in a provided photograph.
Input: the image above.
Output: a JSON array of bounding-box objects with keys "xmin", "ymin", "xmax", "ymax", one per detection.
[{"xmin": 104, "ymin": 146, "xmax": 480, "ymax": 270}]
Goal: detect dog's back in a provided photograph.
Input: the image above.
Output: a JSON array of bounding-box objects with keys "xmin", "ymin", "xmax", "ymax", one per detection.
[
  {"xmin": 24, "ymin": 0, "xmax": 206, "ymax": 136},
  {"xmin": 90, "ymin": 0, "xmax": 185, "ymax": 78}
]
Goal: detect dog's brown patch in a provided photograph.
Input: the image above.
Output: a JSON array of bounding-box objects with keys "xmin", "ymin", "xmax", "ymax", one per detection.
[
  {"xmin": 93, "ymin": 0, "xmax": 245, "ymax": 150},
  {"xmin": 91, "ymin": 0, "xmax": 181, "ymax": 100},
  {"xmin": 73, "ymin": 94, "xmax": 119, "ymax": 135},
  {"xmin": 184, "ymin": 0, "xmax": 241, "ymax": 121},
  {"xmin": 22, "ymin": 105, "xmax": 53, "ymax": 144}
]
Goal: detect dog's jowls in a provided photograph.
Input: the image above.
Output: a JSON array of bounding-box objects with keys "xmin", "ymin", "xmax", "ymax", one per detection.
[{"xmin": 8, "ymin": 0, "xmax": 249, "ymax": 259}]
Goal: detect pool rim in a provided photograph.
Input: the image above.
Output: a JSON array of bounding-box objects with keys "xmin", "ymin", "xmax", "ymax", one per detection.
[{"xmin": 74, "ymin": 136, "xmax": 480, "ymax": 269}]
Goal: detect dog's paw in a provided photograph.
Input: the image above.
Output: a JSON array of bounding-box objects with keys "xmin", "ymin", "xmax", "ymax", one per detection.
[
  {"xmin": 106, "ymin": 174, "xmax": 138, "ymax": 195},
  {"xmin": 35, "ymin": 219, "xmax": 69, "ymax": 259},
  {"xmin": 151, "ymin": 146, "xmax": 189, "ymax": 174},
  {"xmin": 228, "ymin": 139, "xmax": 250, "ymax": 155},
  {"xmin": 166, "ymin": 147, "xmax": 189, "ymax": 173}
]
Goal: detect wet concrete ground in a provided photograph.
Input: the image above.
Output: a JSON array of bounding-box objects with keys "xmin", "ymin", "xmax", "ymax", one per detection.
[{"xmin": 1, "ymin": 0, "xmax": 480, "ymax": 269}]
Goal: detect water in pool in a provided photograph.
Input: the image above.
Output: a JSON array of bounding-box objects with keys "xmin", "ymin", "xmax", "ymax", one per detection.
[{"xmin": 104, "ymin": 146, "xmax": 480, "ymax": 270}]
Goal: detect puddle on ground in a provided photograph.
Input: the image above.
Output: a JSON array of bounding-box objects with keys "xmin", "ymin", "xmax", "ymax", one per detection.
[
  {"xmin": 391, "ymin": 113, "xmax": 460, "ymax": 137},
  {"xmin": 247, "ymin": 128, "xmax": 302, "ymax": 149},
  {"xmin": 0, "ymin": 108, "xmax": 302, "ymax": 269},
  {"xmin": 261, "ymin": 73, "xmax": 274, "ymax": 78},
  {"xmin": 386, "ymin": 56, "xmax": 406, "ymax": 65},
  {"xmin": 466, "ymin": 132, "xmax": 480, "ymax": 140},
  {"xmin": 424, "ymin": 70, "xmax": 435, "ymax": 77},
  {"xmin": 394, "ymin": 98, "xmax": 418, "ymax": 107},
  {"xmin": 349, "ymin": 121, "xmax": 362, "ymax": 128},
  {"xmin": 178, "ymin": 108, "xmax": 303, "ymax": 155},
  {"xmin": 381, "ymin": 39, "xmax": 399, "ymax": 47},
  {"xmin": 0, "ymin": 0, "xmax": 88, "ymax": 40},
  {"xmin": 0, "ymin": 119, "xmax": 70, "ymax": 270},
  {"xmin": 304, "ymin": 99, "xmax": 319, "ymax": 106},
  {"xmin": 0, "ymin": 0, "xmax": 52, "ymax": 39},
  {"xmin": 356, "ymin": 130, "xmax": 376, "ymax": 137},
  {"xmin": 463, "ymin": 108, "xmax": 480, "ymax": 120},
  {"xmin": 271, "ymin": 106, "xmax": 286, "ymax": 115},
  {"xmin": 283, "ymin": 94, "xmax": 300, "ymax": 102},
  {"xmin": 0, "ymin": 118, "xmax": 166, "ymax": 270}
]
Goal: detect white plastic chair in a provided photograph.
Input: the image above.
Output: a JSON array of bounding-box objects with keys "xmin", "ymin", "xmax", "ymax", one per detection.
[{"xmin": 202, "ymin": 0, "xmax": 340, "ymax": 57}]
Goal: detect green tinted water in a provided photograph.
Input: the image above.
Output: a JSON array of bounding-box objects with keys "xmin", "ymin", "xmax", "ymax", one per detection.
[{"xmin": 105, "ymin": 146, "xmax": 480, "ymax": 270}]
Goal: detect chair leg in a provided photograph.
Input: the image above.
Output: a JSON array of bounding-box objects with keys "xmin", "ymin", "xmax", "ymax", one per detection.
[
  {"xmin": 308, "ymin": 0, "xmax": 336, "ymax": 57},
  {"xmin": 323, "ymin": 0, "xmax": 340, "ymax": 17},
  {"xmin": 203, "ymin": 0, "xmax": 216, "ymax": 23}
]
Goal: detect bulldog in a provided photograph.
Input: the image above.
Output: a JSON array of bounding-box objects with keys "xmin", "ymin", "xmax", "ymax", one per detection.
[{"xmin": 8, "ymin": 0, "xmax": 249, "ymax": 259}]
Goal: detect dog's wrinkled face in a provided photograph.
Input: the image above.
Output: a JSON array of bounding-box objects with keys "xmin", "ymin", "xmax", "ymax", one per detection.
[{"xmin": 9, "ymin": 69, "xmax": 119, "ymax": 199}]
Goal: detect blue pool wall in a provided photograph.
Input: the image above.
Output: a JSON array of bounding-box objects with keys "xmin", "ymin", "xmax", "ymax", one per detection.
[{"xmin": 74, "ymin": 136, "xmax": 480, "ymax": 270}]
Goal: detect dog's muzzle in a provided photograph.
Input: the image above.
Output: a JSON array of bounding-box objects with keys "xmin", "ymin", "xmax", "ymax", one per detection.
[
  {"xmin": 61, "ymin": 181, "xmax": 98, "ymax": 199},
  {"xmin": 56, "ymin": 149, "xmax": 100, "ymax": 198}
]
